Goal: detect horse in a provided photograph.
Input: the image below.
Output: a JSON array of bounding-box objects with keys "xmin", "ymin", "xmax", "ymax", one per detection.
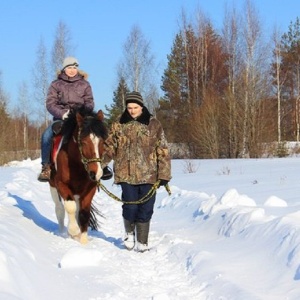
[{"xmin": 48, "ymin": 107, "xmax": 108, "ymax": 244}]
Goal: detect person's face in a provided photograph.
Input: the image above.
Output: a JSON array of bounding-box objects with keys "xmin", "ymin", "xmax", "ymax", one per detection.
[
  {"xmin": 64, "ymin": 66, "xmax": 78, "ymax": 77},
  {"xmin": 127, "ymin": 103, "xmax": 143, "ymax": 119}
]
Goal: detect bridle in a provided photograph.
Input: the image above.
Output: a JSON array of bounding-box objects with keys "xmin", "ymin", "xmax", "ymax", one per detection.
[{"xmin": 77, "ymin": 127, "xmax": 103, "ymax": 173}]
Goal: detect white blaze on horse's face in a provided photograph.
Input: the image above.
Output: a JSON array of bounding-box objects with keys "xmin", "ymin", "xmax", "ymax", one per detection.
[{"xmin": 90, "ymin": 133, "xmax": 103, "ymax": 181}]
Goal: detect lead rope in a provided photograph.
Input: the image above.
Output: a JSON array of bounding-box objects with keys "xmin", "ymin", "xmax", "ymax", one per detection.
[{"xmin": 97, "ymin": 180, "xmax": 171, "ymax": 205}]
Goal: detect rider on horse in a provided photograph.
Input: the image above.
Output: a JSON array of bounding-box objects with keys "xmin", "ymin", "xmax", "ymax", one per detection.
[{"xmin": 38, "ymin": 57, "xmax": 94, "ymax": 182}]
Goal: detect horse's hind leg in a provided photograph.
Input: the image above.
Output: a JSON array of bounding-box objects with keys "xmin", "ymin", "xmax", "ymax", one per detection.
[
  {"xmin": 64, "ymin": 200, "xmax": 81, "ymax": 239},
  {"xmin": 50, "ymin": 186, "xmax": 65, "ymax": 233}
]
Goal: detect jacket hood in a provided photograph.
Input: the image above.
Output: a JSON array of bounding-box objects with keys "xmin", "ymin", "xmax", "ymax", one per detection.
[{"xmin": 120, "ymin": 106, "xmax": 152, "ymax": 125}]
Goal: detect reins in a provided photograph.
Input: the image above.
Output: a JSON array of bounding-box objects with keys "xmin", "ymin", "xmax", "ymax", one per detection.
[{"xmin": 97, "ymin": 180, "xmax": 171, "ymax": 205}]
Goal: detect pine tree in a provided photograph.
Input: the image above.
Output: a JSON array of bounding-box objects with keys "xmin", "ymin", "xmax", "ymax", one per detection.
[
  {"xmin": 160, "ymin": 32, "xmax": 188, "ymax": 143},
  {"xmin": 105, "ymin": 77, "xmax": 129, "ymax": 127},
  {"xmin": 0, "ymin": 72, "xmax": 11, "ymax": 154}
]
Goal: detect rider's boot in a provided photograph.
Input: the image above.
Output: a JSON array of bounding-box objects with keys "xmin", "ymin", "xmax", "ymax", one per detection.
[{"xmin": 38, "ymin": 163, "xmax": 51, "ymax": 182}]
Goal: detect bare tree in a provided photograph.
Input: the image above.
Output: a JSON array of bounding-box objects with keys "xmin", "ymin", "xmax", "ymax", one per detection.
[
  {"xmin": 51, "ymin": 20, "xmax": 74, "ymax": 78},
  {"xmin": 239, "ymin": 0, "xmax": 270, "ymax": 157},
  {"xmin": 272, "ymin": 27, "xmax": 286, "ymax": 144},
  {"xmin": 32, "ymin": 37, "xmax": 49, "ymax": 126},
  {"xmin": 118, "ymin": 24, "xmax": 158, "ymax": 110},
  {"xmin": 17, "ymin": 81, "xmax": 30, "ymax": 155},
  {"xmin": 191, "ymin": 95, "xmax": 220, "ymax": 158},
  {"xmin": 177, "ymin": 8, "xmax": 228, "ymax": 156},
  {"xmin": 222, "ymin": 4, "xmax": 243, "ymax": 157}
]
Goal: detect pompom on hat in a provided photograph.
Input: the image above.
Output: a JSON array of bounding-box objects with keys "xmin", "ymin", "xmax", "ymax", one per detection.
[
  {"xmin": 125, "ymin": 91, "xmax": 144, "ymax": 107},
  {"xmin": 62, "ymin": 56, "xmax": 79, "ymax": 70}
]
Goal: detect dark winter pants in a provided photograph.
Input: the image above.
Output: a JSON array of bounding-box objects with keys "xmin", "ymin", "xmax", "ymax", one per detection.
[{"xmin": 120, "ymin": 183, "xmax": 156, "ymax": 223}]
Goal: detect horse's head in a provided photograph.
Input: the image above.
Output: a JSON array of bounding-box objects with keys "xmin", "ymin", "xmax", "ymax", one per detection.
[{"xmin": 71, "ymin": 108, "xmax": 108, "ymax": 181}]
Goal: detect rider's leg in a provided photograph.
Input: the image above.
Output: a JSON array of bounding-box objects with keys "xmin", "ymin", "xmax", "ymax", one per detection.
[{"xmin": 38, "ymin": 124, "xmax": 53, "ymax": 182}]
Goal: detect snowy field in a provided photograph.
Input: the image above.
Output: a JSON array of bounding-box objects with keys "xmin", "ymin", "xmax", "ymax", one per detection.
[{"xmin": 1, "ymin": 157, "xmax": 300, "ymax": 300}]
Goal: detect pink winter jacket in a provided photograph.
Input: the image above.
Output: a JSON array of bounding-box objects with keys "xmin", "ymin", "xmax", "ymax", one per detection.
[{"xmin": 46, "ymin": 70, "xmax": 94, "ymax": 120}]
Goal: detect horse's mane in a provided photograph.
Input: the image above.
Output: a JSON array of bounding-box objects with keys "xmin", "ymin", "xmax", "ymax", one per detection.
[{"xmin": 61, "ymin": 106, "xmax": 108, "ymax": 143}]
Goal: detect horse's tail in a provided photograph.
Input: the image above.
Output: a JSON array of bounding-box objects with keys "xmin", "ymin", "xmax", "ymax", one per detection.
[{"xmin": 89, "ymin": 202, "xmax": 102, "ymax": 230}]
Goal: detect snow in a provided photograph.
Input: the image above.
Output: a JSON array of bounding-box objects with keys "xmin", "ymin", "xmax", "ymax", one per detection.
[{"xmin": 1, "ymin": 157, "xmax": 300, "ymax": 299}]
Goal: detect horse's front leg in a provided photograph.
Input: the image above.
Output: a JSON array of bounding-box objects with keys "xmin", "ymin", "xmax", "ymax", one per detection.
[
  {"xmin": 64, "ymin": 199, "xmax": 81, "ymax": 239},
  {"xmin": 57, "ymin": 182, "xmax": 81, "ymax": 240},
  {"xmin": 79, "ymin": 207, "xmax": 90, "ymax": 245},
  {"xmin": 78, "ymin": 187, "xmax": 97, "ymax": 244}
]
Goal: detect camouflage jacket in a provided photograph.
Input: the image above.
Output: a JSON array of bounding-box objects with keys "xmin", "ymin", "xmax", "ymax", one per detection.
[{"xmin": 103, "ymin": 108, "xmax": 171, "ymax": 185}]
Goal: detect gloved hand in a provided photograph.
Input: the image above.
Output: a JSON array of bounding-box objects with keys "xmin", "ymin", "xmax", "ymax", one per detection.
[
  {"xmin": 101, "ymin": 166, "xmax": 113, "ymax": 180},
  {"xmin": 159, "ymin": 179, "xmax": 169, "ymax": 187},
  {"xmin": 52, "ymin": 120, "xmax": 64, "ymax": 135},
  {"xmin": 62, "ymin": 109, "xmax": 70, "ymax": 120}
]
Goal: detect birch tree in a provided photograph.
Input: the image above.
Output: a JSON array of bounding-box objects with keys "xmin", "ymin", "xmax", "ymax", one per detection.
[
  {"xmin": 118, "ymin": 24, "xmax": 157, "ymax": 110},
  {"xmin": 51, "ymin": 20, "xmax": 74, "ymax": 78},
  {"xmin": 18, "ymin": 81, "xmax": 30, "ymax": 155},
  {"xmin": 222, "ymin": 5, "xmax": 243, "ymax": 157},
  {"xmin": 32, "ymin": 37, "xmax": 49, "ymax": 126},
  {"xmin": 271, "ymin": 27, "xmax": 286, "ymax": 144},
  {"xmin": 239, "ymin": 0, "xmax": 270, "ymax": 157}
]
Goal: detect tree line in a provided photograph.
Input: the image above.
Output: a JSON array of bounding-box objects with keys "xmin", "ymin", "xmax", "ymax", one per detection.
[
  {"xmin": 0, "ymin": 1, "xmax": 300, "ymax": 164},
  {"xmin": 108, "ymin": 2, "xmax": 300, "ymax": 158}
]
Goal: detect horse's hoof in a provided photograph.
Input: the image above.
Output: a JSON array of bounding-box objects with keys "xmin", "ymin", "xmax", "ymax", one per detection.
[
  {"xmin": 69, "ymin": 233, "xmax": 81, "ymax": 242},
  {"xmin": 80, "ymin": 232, "xmax": 89, "ymax": 244},
  {"xmin": 68, "ymin": 225, "xmax": 81, "ymax": 238}
]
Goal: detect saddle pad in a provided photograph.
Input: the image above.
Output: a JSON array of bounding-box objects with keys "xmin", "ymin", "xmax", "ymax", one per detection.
[{"xmin": 52, "ymin": 135, "xmax": 63, "ymax": 164}]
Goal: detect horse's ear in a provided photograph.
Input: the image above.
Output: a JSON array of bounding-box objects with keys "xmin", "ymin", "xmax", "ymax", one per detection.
[
  {"xmin": 97, "ymin": 110, "xmax": 104, "ymax": 121},
  {"xmin": 76, "ymin": 112, "xmax": 84, "ymax": 127}
]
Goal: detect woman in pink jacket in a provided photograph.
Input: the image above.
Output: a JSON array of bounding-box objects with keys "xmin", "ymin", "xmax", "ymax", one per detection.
[{"xmin": 38, "ymin": 57, "xmax": 94, "ymax": 182}]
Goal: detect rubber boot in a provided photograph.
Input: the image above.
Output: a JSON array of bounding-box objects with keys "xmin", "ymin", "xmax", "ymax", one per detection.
[
  {"xmin": 136, "ymin": 221, "xmax": 150, "ymax": 252},
  {"xmin": 123, "ymin": 218, "xmax": 135, "ymax": 250}
]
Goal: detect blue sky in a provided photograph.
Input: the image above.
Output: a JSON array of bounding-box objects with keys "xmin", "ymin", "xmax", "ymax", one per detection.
[{"xmin": 1, "ymin": 0, "xmax": 299, "ymax": 113}]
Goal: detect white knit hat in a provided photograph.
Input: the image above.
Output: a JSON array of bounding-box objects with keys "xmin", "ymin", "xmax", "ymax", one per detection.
[{"xmin": 62, "ymin": 57, "xmax": 79, "ymax": 70}]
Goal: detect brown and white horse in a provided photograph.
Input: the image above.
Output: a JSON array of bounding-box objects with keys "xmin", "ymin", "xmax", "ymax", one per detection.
[{"xmin": 49, "ymin": 108, "xmax": 108, "ymax": 244}]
